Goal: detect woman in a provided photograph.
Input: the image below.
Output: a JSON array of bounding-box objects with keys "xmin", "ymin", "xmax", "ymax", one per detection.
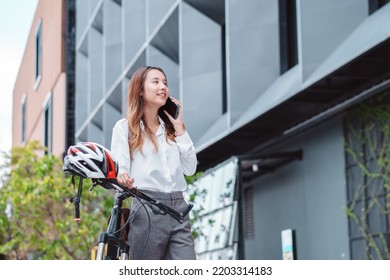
[{"xmin": 110, "ymin": 66, "xmax": 197, "ymax": 260}]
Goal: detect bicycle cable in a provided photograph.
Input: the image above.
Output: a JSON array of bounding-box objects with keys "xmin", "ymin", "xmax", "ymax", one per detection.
[{"xmin": 108, "ymin": 192, "xmax": 151, "ymax": 260}]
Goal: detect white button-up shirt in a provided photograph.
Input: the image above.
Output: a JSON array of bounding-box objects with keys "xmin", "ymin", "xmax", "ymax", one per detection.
[{"xmin": 110, "ymin": 118, "xmax": 197, "ymax": 192}]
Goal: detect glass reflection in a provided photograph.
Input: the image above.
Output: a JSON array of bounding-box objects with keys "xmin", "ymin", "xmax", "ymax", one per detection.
[{"xmin": 187, "ymin": 159, "xmax": 238, "ymax": 259}]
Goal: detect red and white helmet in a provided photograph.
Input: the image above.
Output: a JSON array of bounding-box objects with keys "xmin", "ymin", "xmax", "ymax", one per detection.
[{"xmin": 63, "ymin": 142, "xmax": 118, "ymax": 179}]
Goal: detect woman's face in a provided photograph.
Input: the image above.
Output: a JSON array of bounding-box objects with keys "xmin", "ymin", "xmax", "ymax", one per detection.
[{"xmin": 142, "ymin": 69, "xmax": 169, "ymax": 109}]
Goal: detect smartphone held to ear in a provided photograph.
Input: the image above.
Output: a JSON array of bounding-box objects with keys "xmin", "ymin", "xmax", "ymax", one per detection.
[{"xmin": 159, "ymin": 97, "xmax": 179, "ymax": 119}]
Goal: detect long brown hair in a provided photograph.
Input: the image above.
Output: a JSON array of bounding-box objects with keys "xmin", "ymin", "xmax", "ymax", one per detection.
[{"xmin": 126, "ymin": 66, "xmax": 175, "ymax": 158}]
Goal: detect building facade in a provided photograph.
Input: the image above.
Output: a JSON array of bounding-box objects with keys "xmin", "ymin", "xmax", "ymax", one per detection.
[
  {"xmin": 75, "ymin": 0, "xmax": 390, "ymax": 259},
  {"xmin": 12, "ymin": 0, "xmax": 75, "ymax": 157}
]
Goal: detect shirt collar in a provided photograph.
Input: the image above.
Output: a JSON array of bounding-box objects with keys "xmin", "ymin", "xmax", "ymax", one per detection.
[
  {"xmin": 156, "ymin": 116, "xmax": 166, "ymax": 136},
  {"xmin": 158, "ymin": 116, "xmax": 166, "ymax": 128},
  {"xmin": 139, "ymin": 116, "xmax": 166, "ymax": 135}
]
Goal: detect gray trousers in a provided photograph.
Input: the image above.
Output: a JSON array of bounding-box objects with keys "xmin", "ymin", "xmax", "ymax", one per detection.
[{"xmin": 128, "ymin": 190, "xmax": 196, "ymax": 260}]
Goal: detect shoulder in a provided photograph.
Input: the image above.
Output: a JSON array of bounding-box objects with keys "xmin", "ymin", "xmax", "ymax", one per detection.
[
  {"xmin": 113, "ymin": 118, "xmax": 128, "ymax": 129},
  {"xmin": 112, "ymin": 118, "xmax": 129, "ymax": 135}
]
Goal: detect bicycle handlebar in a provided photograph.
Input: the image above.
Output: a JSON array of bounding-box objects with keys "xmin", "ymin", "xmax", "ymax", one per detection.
[{"xmin": 90, "ymin": 178, "xmax": 193, "ymax": 224}]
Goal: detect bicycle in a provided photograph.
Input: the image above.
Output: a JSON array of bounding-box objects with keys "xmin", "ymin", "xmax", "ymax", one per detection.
[
  {"xmin": 63, "ymin": 141, "xmax": 193, "ymax": 260},
  {"xmin": 69, "ymin": 176, "xmax": 193, "ymax": 260}
]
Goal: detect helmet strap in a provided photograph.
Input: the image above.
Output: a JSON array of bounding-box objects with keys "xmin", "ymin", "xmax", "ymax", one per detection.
[{"xmin": 69, "ymin": 175, "xmax": 83, "ymax": 222}]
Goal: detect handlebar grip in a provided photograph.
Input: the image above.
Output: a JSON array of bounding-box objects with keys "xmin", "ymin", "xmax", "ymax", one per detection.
[{"xmin": 182, "ymin": 203, "xmax": 194, "ymax": 219}]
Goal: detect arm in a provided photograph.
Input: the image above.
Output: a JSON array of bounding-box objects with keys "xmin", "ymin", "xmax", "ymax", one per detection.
[
  {"xmin": 111, "ymin": 119, "xmax": 135, "ymax": 189},
  {"xmin": 175, "ymin": 131, "xmax": 197, "ymax": 176},
  {"xmin": 164, "ymin": 97, "xmax": 198, "ymax": 175}
]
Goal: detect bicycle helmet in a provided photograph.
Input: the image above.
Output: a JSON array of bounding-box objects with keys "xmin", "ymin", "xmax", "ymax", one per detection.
[{"xmin": 63, "ymin": 142, "xmax": 118, "ymax": 179}]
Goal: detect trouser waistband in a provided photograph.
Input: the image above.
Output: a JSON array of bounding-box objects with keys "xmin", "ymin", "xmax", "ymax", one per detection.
[{"xmin": 139, "ymin": 189, "xmax": 184, "ymax": 200}]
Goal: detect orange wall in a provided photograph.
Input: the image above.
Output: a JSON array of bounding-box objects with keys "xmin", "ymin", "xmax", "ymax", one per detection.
[{"xmin": 12, "ymin": 0, "xmax": 66, "ymax": 157}]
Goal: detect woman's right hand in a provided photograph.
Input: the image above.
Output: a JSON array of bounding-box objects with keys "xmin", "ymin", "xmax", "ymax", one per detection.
[{"xmin": 117, "ymin": 172, "xmax": 135, "ymax": 190}]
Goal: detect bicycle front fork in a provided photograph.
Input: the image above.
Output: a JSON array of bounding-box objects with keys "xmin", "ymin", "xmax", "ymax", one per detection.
[{"xmin": 95, "ymin": 232, "xmax": 129, "ymax": 260}]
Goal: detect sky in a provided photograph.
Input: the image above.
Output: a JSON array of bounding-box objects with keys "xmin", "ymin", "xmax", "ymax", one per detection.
[{"xmin": 0, "ymin": 0, "xmax": 39, "ymax": 156}]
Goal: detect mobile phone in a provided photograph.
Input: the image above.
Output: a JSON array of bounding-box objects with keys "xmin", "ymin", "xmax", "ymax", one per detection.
[{"xmin": 159, "ymin": 97, "xmax": 179, "ymax": 119}]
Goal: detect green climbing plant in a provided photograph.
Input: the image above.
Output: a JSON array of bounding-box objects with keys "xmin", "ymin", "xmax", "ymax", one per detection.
[
  {"xmin": 344, "ymin": 92, "xmax": 390, "ymax": 259},
  {"xmin": 185, "ymin": 172, "xmax": 206, "ymax": 239}
]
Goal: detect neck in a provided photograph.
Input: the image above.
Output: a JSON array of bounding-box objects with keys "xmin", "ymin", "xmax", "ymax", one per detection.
[{"xmin": 143, "ymin": 109, "xmax": 159, "ymax": 127}]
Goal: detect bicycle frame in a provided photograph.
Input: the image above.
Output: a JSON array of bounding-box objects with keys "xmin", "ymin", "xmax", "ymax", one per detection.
[
  {"xmin": 95, "ymin": 191, "xmax": 130, "ymax": 260},
  {"xmin": 88, "ymin": 179, "xmax": 193, "ymax": 260}
]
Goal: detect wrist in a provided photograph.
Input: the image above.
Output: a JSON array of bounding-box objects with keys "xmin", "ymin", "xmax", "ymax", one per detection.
[
  {"xmin": 175, "ymin": 130, "xmax": 185, "ymax": 137},
  {"xmin": 174, "ymin": 124, "xmax": 185, "ymax": 137}
]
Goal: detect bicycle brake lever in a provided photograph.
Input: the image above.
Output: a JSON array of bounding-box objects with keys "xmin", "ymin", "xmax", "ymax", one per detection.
[{"xmin": 147, "ymin": 202, "xmax": 167, "ymax": 216}]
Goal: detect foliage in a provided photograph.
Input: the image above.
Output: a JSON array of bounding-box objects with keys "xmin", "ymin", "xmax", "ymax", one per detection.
[
  {"xmin": 185, "ymin": 172, "xmax": 207, "ymax": 239},
  {"xmin": 0, "ymin": 141, "xmax": 115, "ymax": 259},
  {"xmin": 344, "ymin": 92, "xmax": 390, "ymax": 259}
]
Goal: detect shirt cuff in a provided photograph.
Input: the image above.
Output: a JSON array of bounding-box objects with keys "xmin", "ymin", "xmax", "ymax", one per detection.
[
  {"xmin": 175, "ymin": 130, "xmax": 195, "ymax": 151},
  {"xmin": 175, "ymin": 130, "xmax": 190, "ymax": 142}
]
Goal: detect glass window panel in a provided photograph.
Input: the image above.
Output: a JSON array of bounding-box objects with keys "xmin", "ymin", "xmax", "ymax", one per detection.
[{"xmin": 189, "ymin": 158, "xmax": 238, "ymax": 259}]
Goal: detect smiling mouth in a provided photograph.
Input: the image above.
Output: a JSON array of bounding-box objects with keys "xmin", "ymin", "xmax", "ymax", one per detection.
[{"xmin": 157, "ymin": 93, "xmax": 167, "ymax": 98}]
